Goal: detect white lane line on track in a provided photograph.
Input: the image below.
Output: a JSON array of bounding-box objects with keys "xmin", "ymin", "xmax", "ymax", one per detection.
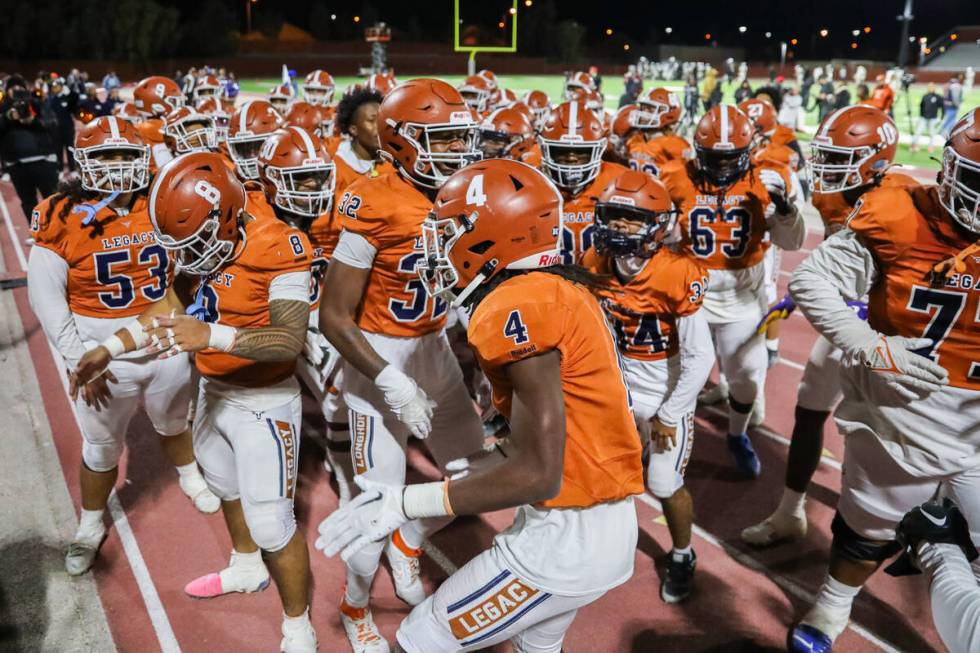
[
  {"xmin": 1, "ymin": 190, "xmax": 181, "ymax": 653},
  {"xmin": 301, "ymin": 428, "xmax": 459, "ymax": 577},
  {"xmin": 635, "ymin": 493, "xmax": 899, "ymax": 653}
]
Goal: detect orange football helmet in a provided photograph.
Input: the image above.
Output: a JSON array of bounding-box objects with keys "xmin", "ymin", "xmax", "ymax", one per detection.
[
  {"xmin": 366, "ymin": 72, "xmax": 398, "ymax": 96},
  {"xmin": 419, "ymin": 159, "xmax": 562, "ymax": 305},
  {"xmin": 458, "ymin": 75, "xmax": 493, "ymax": 114},
  {"xmin": 195, "ymin": 96, "xmax": 230, "ymax": 142},
  {"xmin": 489, "ymin": 87, "xmax": 518, "ymax": 111},
  {"xmin": 257, "ymin": 126, "xmax": 335, "ymax": 226},
  {"xmin": 538, "ymin": 101, "xmax": 607, "ymax": 193},
  {"xmin": 113, "ymin": 101, "xmax": 143, "ymax": 124},
  {"xmin": 810, "ymin": 105, "xmax": 899, "ymax": 193},
  {"xmin": 476, "ymin": 69, "xmax": 499, "ymax": 91},
  {"xmin": 378, "ymin": 78, "xmax": 480, "ymax": 189},
  {"xmin": 163, "ymin": 107, "xmax": 217, "ymax": 154},
  {"xmin": 227, "ymin": 100, "xmax": 282, "ymax": 180},
  {"xmin": 268, "ymin": 83, "xmax": 296, "ymax": 114},
  {"xmin": 148, "ymin": 152, "xmax": 246, "ymax": 275},
  {"xmin": 632, "ymin": 87, "xmax": 681, "ymax": 131},
  {"xmin": 74, "ymin": 116, "xmax": 150, "ymax": 194},
  {"xmin": 283, "ymin": 101, "xmax": 331, "ymax": 139},
  {"xmin": 609, "ymin": 104, "xmax": 638, "ymax": 159},
  {"xmin": 693, "ymin": 105, "xmax": 754, "ymax": 187},
  {"xmin": 133, "ymin": 76, "xmax": 184, "ymax": 118},
  {"xmin": 477, "ymin": 106, "xmax": 535, "ymax": 160},
  {"xmin": 738, "ymin": 98, "xmax": 778, "ymax": 145},
  {"xmin": 593, "ymin": 170, "xmax": 677, "ymax": 258},
  {"xmin": 303, "ymin": 70, "xmax": 335, "ymax": 106},
  {"xmin": 565, "ymin": 71, "xmax": 596, "ymax": 100},
  {"xmin": 193, "ymin": 75, "xmax": 221, "ymax": 102},
  {"xmin": 522, "ymin": 90, "xmax": 551, "ymax": 129},
  {"xmin": 940, "ymin": 108, "xmax": 980, "ymax": 234}
]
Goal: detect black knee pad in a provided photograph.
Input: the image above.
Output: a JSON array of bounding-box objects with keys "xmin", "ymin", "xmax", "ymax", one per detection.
[
  {"xmin": 830, "ymin": 512, "xmax": 901, "ymax": 562},
  {"xmin": 728, "ymin": 394, "xmax": 753, "ymax": 414}
]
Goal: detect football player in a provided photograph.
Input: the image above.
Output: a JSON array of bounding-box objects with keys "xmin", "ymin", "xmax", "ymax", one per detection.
[
  {"xmin": 284, "ymin": 101, "xmax": 340, "ymax": 153},
  {"xmin": 582, "ymin": 171, "xmax": 712, "ymax": 603},
  {"xmin": 659, "ymin": 105, "xmax": 805, "ymax": 478},
  {"xmin": 625, "ymin": 88, "xmax": 691, "ymax": 177},
  {"xmin": 317, "ymin": 158, "xmax": 643, "ymax": 653},
  {"xmin": 192, "ymin": 73, "xmax": 221, "ymax": 103},
  {"xmin": 475, "ymin": 105, "xmax": 539, "ymax": 165},
  {"xmin": 785, "ymin": 109, "xmax": 980, "ymax": 652},
  {"xmin": 521, "ymin": 89, "xmax": 551, "ymax": 131},
  {"xmin": 225, "ymin": 99, "xmax": 283, "ymax": 181},
  {"xmin": 565, "ymin": 70, "xmax": 597, "ymax": 100},
  {"xmin": 161, "ymin": 106, "xmax": 217, "ymax": 156},
  {"xmin": 132, "ymin": 75, "xmax": 184, "ymax": 171},
  {"xmin": 302, "ymin": 69, "xmax": 335, "ymax": 107},
  {"xmin": 70, "ymin": 152, "xmax": 318, "ymax": 652},
  {"xmin": 538, "ymin": 101, "xmax": 628, "ymax": 264},
  {"xmin": 317, "ymin": 79, "xmax": 485, "ymax": 651},
  {"xmin": 742, "ymin": 105, "xmax": 915, "ymax": 547},
  {"xmin": 365, "ymin": 71, "xmax": 398, "ymax": 97},
  {"xmin": 196, "ymin": 96, "xmax": 231, "ymax": 143},
  {"xmin": 457, "ymin": 75, "xmax": 493, "ymax": 116},
  {"xmin": 269, "ymin": 82, "xmax": 297, "ymax": 114},
  {"xmin": 27, "ymin": 117, "xmax": 218, "ymax": 576}
]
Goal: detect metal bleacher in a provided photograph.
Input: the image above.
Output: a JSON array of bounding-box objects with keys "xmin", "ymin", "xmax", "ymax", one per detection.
[{"xmin": 921, "ymin": 26, "xmax": 980, "ymax": 70}]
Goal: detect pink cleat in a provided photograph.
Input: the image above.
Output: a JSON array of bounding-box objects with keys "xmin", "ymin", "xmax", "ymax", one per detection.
[{"xmin": 184, "ymin": 550, "xmax": 270, "ymax": 598}]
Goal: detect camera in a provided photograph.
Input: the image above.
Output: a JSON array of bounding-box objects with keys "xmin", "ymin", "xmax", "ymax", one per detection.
[{"xmin": 901, "ymin": 73, "xmax": 916, "ymax": 91}]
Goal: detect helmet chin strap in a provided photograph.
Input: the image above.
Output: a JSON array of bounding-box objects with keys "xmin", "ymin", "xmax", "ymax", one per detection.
[
  {"xmin": 72, "ymin": 190, "xmax": 121, "ymax": 226},
  {"xmin": 452, "ymin": 259, "xmax": 499, "ymax": 307}
]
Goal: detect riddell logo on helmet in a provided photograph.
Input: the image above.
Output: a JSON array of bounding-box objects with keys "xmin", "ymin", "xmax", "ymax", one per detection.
[
  {"xmin": 537, "ymin": 253, "xmax": 561, "ymax": 265},
  {"xmin": 609, "ymin": 195, "xmax": 636, "ymax": 205},
  {"xmin": 450, "ymin": 111, "xmax": 473, "ymax": 123},
  {"xmin": 302, "ymin": 158, "xmax": 325, "ymax": 166},
  {"xmin": 558, "ymin": 134, "xmax": 585, "ymax": 142}
]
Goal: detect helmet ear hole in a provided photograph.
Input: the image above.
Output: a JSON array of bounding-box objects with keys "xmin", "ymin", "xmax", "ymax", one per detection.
[{"xmin": 468, "ymin": 240, "xmax": 494, "ymax": 255}]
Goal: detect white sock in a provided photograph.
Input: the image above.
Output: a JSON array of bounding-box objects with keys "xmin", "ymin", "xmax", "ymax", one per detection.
[
  {"xmin": 230, "ymin": 548, "xmax": 264, "ymax": 569},
  {"xmin": 766, "ymin": 338, "xmax": 780, "ymax": 352},
  {"xmin": 77, "ymin": 508, "xmax": 105, "ymax": 538},
  {"xmin": 672, "ymin": 545, "xmax": 693, "ymax": 558},
  {"xmin": 728, "ymin": 407, "xmax": 753, "ymax": 436},
  {"xmin": 812, "ymin": 574, "xmax": 861, "ymax": 633},
  {"xmin": 345, "ymin": 570, "xmax": 373, "ymax": 608},
  {"xmin": 282, "ymin": 607, "xmax": 311, "ymax": 632},
  {"xmin": 175, "ymin": 461, "xmax": 202, "ymax": 480},
  {"xmin": 777, "ymin": 488, "xmax": 806, "ymax": 516},
  {"xmin": 399, "ymin": 520, "xmax": 426, "ymax": 550}
]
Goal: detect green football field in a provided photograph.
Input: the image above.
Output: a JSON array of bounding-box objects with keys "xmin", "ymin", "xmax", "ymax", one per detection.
[{"xmin": 241, "ymin": 74, "xmax": 979, "ymax": 170}]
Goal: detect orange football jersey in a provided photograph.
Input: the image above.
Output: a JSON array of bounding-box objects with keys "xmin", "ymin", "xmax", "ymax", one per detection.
[
  {"xmin": 849, "ymin": 185, "xmax": 980, "ymax": 391},
  {"xmin": 812, "ymin": 171, "xmax": 919, "ymax": 235},
  {"xmin": 193, "ymin": 214, "xmax": 312, "ymax": 387},
  {"xmin": 660, "ymin": 159, "xmax": 778, "ymax": 270},
  {"xmin": 467, "ymin": 271, "xmax": 644, "ymax": 509},
  {"xmin": 770, "ymin": 124, "xmax": 798, "ymax": 150},
  {"xmin": 30, "ymin": 195, "xmax": 171, "ymax": 318},
  {"xmin": 323, "ymin": 135, "xmax": 342, "ymax": 156},
  {"xmin": 753, "ymin": 141, "xmax": 800, "ymax": 172},
  {"xmin": 560, "ymin": 161, "xmax": 629, "ymax": 264},
  {"xmin": 626, "ymin": 133, "xmax": 690, "ymax": 177},
  {"xmin": 518, "ymin": 142, "xmax": 542, "ymax": 168},
  {"xmin": 582, "ymin": 246, "xmax": 708, "ymax": 361},
  {"xmin": 338, "ymin": 172, "xmax": 449, "ymax": 337},
  {"xmin": 137, "ymin": 118, "xmax": 169, "ymax": 172}
]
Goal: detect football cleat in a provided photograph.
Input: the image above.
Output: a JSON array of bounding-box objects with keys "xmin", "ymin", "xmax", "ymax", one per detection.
[
  {"xmin": 65, "ymin": 528, "xmax": 107, "ymax": 576},
  {"xmin": 184, "ymin": 550, "xmax": 270, "ymax": 598},
  {"xmin": 340, "ymin": 600, "xmax": 390, "ymax": 653},
  {"xmin": 741, "ymin": 509, "xmax": 808, "ymax": 546},
  {"xmin": 660, "ymin": 549, "xmax": 696, "ymax": 603},
  {"xmin": 727, "ymin": 433, "xmax": 761, "ymax": 478},
  {"xmin": 385, "ymin": 529, "xmax": 426, "ymax": 606},
  {"xmin": 178, "ymin": 472, "xmax": 221, "ymax": 514},
  {"xmin": 788, "ymin": 623, "xmax": 834, "ymax": 653},
  {"xmin": 885, "ymin": 498, "xmax": 979, "ymax": 576},
  {"xmin": 280, "ymin": 617, "xmax": 318, "ymax": 653}
]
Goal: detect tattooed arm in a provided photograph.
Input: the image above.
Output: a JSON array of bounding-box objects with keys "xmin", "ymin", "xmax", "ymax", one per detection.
[{"xmin": 227, "ymin": 298, "xmax": 308, "ymax": 361}]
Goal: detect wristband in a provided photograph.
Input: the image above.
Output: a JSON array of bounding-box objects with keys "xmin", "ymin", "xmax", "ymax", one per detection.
[
  {"xmin": 101, "ymin": 335, "xmax": 126, "ymax": 358},
  {"xmin": 123, "ymin": 318, "xmax": 147, "ymax": 349},
  {"xmin": 208, "ymin": 323, "xmax": 237, "ymax": 352},
  {"xmin": 402, "ymin": 481, "xmax": 453, "ymax": 519}
]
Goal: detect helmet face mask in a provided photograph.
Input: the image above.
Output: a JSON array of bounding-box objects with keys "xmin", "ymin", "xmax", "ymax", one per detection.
[
  {"xmin": 539, "ymin": 138, "xmax": 606, "ymax": 192},
  {"xmin": 810, "ymin": 139, "xmax": 881, "ymax": 193},
  {"xmin": 264, "ymin": 162, "xmax": 336, "ymax": 220},
  {"xmin": 459, "ymin": 88, "xmax": 490, "ymax": 114},
  {"xmin": 227, "ymin": 136, "xmax": 266, "ymax": 179},
  {"xmin": 157, "ymin": 212, "xmax": 239, "ymax": 276},
  {"xmin": 593, "ymin": 203, "xmax": 676, "ymax": 258},
  {"xmin": 76, "ymin": 145, "xmax": 150, "ymax": 194},
  {"xmin": 397, "ymin": 120, "xmax": 481, "ymax": 189},
  {"xmin": 696, "ymin": 146, "xmax": 751, "ymax": 188},
  {"xmin": 166, "ymin": 116, "xmax": 217, "ymax": 153},
  {"xmin": 939, "ymin": 147, "xmax": 980, "ymax": 235},
  {"xmin": 419, "ymin": 211, "xmax": 470, "ymax": 304}
]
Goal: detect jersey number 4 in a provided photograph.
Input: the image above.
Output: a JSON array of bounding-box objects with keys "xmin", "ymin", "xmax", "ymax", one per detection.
[
  {"xmin": 503, "ymin": 310, "xmax": 530, "ymax": 344},
  {"xmin": 93, "ymin": 245, "xmax": 168, "ymax": 309}
]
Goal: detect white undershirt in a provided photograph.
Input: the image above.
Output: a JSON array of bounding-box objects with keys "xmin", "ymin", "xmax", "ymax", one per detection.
[
  {"xmin": 268, "ymin": 270, "xmax": 312, "ymax": 303},
  {"xmin": 332, "ymin": 230, "xmax": 377, "ymax": 269}
]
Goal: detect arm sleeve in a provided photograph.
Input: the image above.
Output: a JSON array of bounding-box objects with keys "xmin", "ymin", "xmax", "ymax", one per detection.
[
  {"xmin": 656, "ymin": 310, "xmax": 714, "ymax": 426},
  {"xmin": 331, "ymin": 230, "xmax": 377, "ymax": 269},
  {"xmin": 918, "ymin": 543, "xmax": 980, "ymax": 653},
  {"xmin": 27, "ymin": 245, "xmax": 87, "ymax": 368},
  {"xmin": 766, "ymin": 203, "xmax": 806, "ymax": 250},
  {"xmin": 269, "ymin": 270, "xmax": 311, "ymax": 303},
  {"xmin": 788, "ymin": 229, "xmax": 879, "ymax": 356}
]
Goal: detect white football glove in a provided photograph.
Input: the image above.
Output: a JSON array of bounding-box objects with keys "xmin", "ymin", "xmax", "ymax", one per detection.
[
  {"xmin": 303, "ymin": 327, "xmax": 326, "ymax": 370},
  {"xmin": 314, "ymin": 476, "xmax": 407, "ymax": 561},
  {"xmin": 374, "ymin": 365, "xmax": 436, "ymax": 438},
  {"xmin": 858, "ymin": 335, "xmax": 949, "ymax": 402},
  {"xmin": 759, "ymin": 168, "xmax": 786, "ymax": 195}
]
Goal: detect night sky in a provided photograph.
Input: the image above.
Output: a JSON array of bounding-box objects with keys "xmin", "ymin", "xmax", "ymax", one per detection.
[{"xmin": 182, "ymin": 0, "xmax": 980, "ymax": 61}]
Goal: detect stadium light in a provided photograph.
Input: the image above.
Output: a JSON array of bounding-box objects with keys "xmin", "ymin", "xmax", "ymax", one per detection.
[
  {"xmin": 863, "ymin": 26, "xmax": 871, "ymax": 33},
  {"xmin": 330, "ymin": 13, "xmax": 336, "ymax": 20},
  {"xmin": 739, "ymin": 26, "xmax": 747, "ymax": 33},
  {"xmin": 852, "ymin": 29, "xmax": 860, "ymax": 36},
  {"xmin": 354, "ymin": 15, "xmax": 360, "ymax": 23},
  {"xmin": 665, "ymin": 27, "xmax": 672, "ymax": 34},
  {"xmin": 790, "ymin": 38, "xmax": 798, "ymax": 45},
  {"xmin": 606, "ymin": 28, "xmax": 613, "ymax": 36},
  {"xmin": 498, "ymin": 21, "xmax": 505, "ymax": 28},
  {"xmin": 919, "ymin": 36, "xmax": 927, "ymax": 43},
  {"xmin": 819, "ymin": 29, "xmax": 828, "ymax": 37},
  {"xmin": 951, "ymin": 33, "xmax": 958, "ymax": 41},
  {"xmin": 909, "ymin": 36, "xmax": 915, "ymax": 42},
  {"xmin": 851, "ymin": 42, "xmax": 858, "ymax": 49},
  {"xmin": 525, "ymin": 0, "xmax": 532, "ymax": 5},
  {"xmin": 508, "ymin": 6, "xmax": 516, "ymax": 14},
  {"xmin": 624, "ymin": 44, "xmax": 630, "ymax": 51},
  {"xmin": 705, "ymin": 33, "xmax": 711, "ymax": 40},
  {"xmin": 765, "ymin": 31, "xmax": 772, "ymax": 38}
]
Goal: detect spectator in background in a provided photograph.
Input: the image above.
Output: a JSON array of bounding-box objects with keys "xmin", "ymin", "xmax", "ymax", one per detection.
[
  {"xmin": 701, "ymin": 67, "xmax": 721, "ymax": 111},
  {"xmin": 834, "ymin": 80, "xmax": 851, "ymax": 110},
  {"xmin": 0, "ymin": 75, "xmax": 59, "ymax": 222},
  {"xmin": 620, "ymin": 65, "xmax": 642, "ymax": 108},
  {"xmin": 100, "ymin": 71, "xmax": 120, "ymax": 92},
  {"xmin": 44, "ymin": 77, "xmax": 77, "ymax": 172},
  {"xmin": 817, "ymin": 75, "xmax": 835, "ymax": 121},
  {"xmin": 868, "ymin": 74, "xmax": 895, "ymax": 114},
  {"xmin": 777, "ymin": 85, "xmax": 804, "ymax": 131},
  {"xmin": 911, "ymin": 83, "xmax": 945, "ymax": 154},
  {"xmin": 589, "ymin": 65, "xmax": 602, "ymax": 92},
  {"xmin": 173, "ymin": 69, "xmax": 184, "ymax": 86},
  {"xmin": 683, "ymin": 74, "xmax": 699, "ymax": 125},
  {"xmin": 78, "ymin": 87, "xmax": 115, "ymax": 122},
  {"xmin": 942, "ymin": 75, "xmax": 964, "ymax": 136},
  {"xmin": 181, "ymin": 67, "xmax": 198, "ymax": 98},
  {"xmin": 855, "ymin": 84, "xmax": 871, "ymax": 105},
  {"xmin": 734, "ymin": 80, "xmax": 753, "ymax": 104}
]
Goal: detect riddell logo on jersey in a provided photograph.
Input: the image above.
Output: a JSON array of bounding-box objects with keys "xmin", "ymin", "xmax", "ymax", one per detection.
[
  {"xmin": 509, "ymin": 344, "xmax": 537, "ymax": 359},
  {"xmin": 449, "ymin": 579, "xmax": 540, "ymax": 639}
]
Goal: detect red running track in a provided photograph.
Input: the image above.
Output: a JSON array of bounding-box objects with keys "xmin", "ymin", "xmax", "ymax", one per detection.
[{"xmin": 0, "ymin": 182, "xmax": 941, "ymax": 653}]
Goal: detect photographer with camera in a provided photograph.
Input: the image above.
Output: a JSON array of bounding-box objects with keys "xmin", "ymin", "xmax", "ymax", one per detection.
[{"xmin": 0, "ymin": 75, "xmax": 59, "ymax": 223}]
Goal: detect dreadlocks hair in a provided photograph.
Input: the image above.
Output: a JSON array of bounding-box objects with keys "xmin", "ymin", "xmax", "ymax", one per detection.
[
  {"xmin": 336, "ymin": 87, "xmax": 384, "ymax": 136},
  {"xmin": 40, "ymin": 176, "xmax": 123, "ymax": 238},
  {"xmin": 464, "ymin": 264, "xmax": 611, "ymax": 312}
]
